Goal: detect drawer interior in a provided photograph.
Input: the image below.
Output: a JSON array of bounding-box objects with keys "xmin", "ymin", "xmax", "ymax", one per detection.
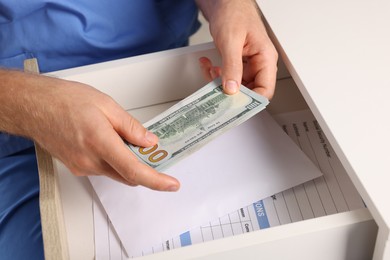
[
  {"xmin": 53, "ymin": 45, "xmax": 378, "ymax": 259},
  {"xmin": 92, "ymin": 74, "xmax": 378, "ymax": 259}
]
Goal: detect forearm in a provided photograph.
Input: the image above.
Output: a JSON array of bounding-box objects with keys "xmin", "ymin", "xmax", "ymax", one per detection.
[
  {"xmin": 0, "ymin": 69, "xmax": 39, "ymax": 137},
  {"xmin": 195, "ymin": 0, "xmax": 217, "ymax": 21},
  {"xmin": 0, "ymin": 68, "xmax": 179, "ymax": 190},
  {"xmin": 0, "ymin": 69, "xmax": 73, "ymax": 142},
  {"xmin": 196, "ymin": 0, "xmax": 260, "ymax": 22},
  {"xmin": 195, "ymin": 0, "xmax": 265, "ymax": 44}
]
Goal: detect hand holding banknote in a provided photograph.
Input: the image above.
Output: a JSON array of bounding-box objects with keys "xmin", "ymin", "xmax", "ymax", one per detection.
[
  {"xmin": 1, "ymin": 70, "xmax": 179, "ymax": 191},
  {"xmin": 129, "ymin": 78, "xmax": 269, "ymax": 171},
  {"xmin": 196, "ymin": 0, "xmax": 278, "ymax": 99}
]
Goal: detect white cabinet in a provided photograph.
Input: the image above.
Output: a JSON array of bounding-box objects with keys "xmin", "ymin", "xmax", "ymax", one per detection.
[
  {"xmin": 42, "ymin": 1, "xmax": 390, "ymax": 259},
  {"xmin": 257, "ymin": 0, "xmax": 390, "ymax": 259},
  {"xmin": 49, "ymin": 42, "xmax": 380, "ymax": 259}
]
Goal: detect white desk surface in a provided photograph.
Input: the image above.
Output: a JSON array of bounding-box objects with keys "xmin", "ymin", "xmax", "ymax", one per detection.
[{"xmin": 257, "ymin": 0, "xmax": 390, "ymax": 256}]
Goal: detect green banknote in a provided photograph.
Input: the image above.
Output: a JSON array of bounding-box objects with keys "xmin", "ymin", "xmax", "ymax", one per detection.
[{"xmin": 128, "ymin": 78, "xmax": 269, "ymax": 171}]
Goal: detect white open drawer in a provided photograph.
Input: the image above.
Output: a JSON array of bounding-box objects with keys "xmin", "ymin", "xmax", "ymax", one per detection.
[{"xmin": 45, "ymin": 42, "xmax": 380, "ymax": 260}]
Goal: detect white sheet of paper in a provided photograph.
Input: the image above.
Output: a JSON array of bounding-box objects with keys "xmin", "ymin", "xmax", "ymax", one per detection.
[{"xmin": 89, "ymin": 111, "xmax": 323, "ymax": 255}]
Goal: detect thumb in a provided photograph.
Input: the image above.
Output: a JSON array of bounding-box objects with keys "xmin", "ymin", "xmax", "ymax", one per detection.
[
  {"xmin": 111, "ymin": 108, "xmax": 158, "ymax": 148},
  {"xmin": 218, "ymin": 38, "xmax": 244, "ymax": 95}
]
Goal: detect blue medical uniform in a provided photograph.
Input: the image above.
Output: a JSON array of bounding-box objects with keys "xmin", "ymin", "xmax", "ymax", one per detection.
[{"xmin": 0, "ymin": 1, "xmax": 200, "ymax": 258}]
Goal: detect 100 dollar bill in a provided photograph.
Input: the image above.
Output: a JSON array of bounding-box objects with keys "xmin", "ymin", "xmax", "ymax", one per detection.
[{"xmin": 128, "ymin": 78, "xmax": 269, "ymax": 171}]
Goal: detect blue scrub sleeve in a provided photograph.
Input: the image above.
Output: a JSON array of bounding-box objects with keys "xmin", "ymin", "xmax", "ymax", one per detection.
[{"xmin": 0, "ymin": 147, "xmax": 44, "ymax": 260}]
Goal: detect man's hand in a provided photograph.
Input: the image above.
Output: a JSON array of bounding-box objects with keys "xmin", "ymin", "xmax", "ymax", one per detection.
[
  {"xmin": 196, "ymin": 0, "xmax": 278, "ymax": 99},
  {"xmin": 0, "ymin": 70, "xmax": 180, "ymax": 191}
]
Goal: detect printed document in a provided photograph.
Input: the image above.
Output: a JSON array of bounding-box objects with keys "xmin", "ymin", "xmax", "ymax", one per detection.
[
  {"xmin": 90, "ymin": 109, "xmax": 324, "ymax": 256},
  {"xmin": 92, "ymin": 109, "xmax": 364, "ymax": 258}
]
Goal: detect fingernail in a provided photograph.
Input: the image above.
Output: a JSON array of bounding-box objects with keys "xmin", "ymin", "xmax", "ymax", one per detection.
[
  {"xmin": 145, "ymin": 131, "xmax": 158, "ymax": 143},
  {"xmin": 210, "ymin": 68, "xmax": 217, "ymax": 79},
  {"xmin": 225, "ymin": 80, "xmax": 238, "ymax": 94},
  {"xmin": 166, "ymin": 185, "xmax": 179, "ymax": 192}
]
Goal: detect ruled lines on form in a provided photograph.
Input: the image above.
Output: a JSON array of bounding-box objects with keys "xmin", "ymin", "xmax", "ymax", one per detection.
[{"xmin": 93, "ymin": 109, "xmax": 365, "ymax": 259}]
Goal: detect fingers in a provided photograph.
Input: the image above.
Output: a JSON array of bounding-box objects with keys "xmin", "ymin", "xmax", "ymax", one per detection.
[
  {"xmin": 199, "ymin": 57, "xmax": 221, "ymax": 82},
  {"xmin": 200, "ymin": 54, "xmax": 277, "ymax": 99},
  {"xmin": 215, "ymin": 35, "xmax": 245, "ymax": 95},
  {"xmin": 106, "ymin": 102, "xmax": 158, "ymax": 148},
  {"xmin": 243, "ymin": 52, "xmax": 278, "ymax": 100},
  {"xmin": 99, "ymin": 125, "xmax": 180, "ymax": 191},
  {"xmin": 92, "ymin": 161, "xmax": 134, "ymax": 186},
  {"xmin": 252, "ymin": 64, "xmax": 277, "ymax": 100},
  {"xmin": 122, "ymin": 160, "xmax": 180, "ymax": 192},
  {"xmin": 93, "ymin": 99, "xmax": 179, "ymax": 191}
]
